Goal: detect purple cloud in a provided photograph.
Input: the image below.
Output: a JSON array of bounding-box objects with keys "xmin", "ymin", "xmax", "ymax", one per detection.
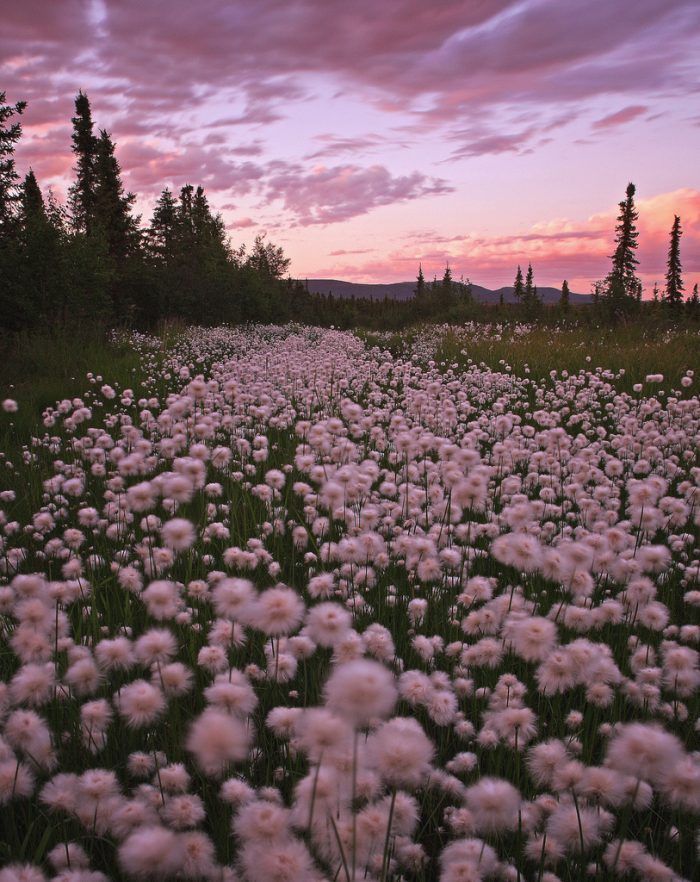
[
  {"xmin": 329, "ymin": 248, "xmax": 375, "ymax": 256},
  {"xmin": 4, "ymin": 1, "xmax": 697, "ymax": 143},
  {"xmin": 264, "ymin": 162, "xmax": 454, "ymax": 225},
  {"xmin": 592, "ymin": 105, "xmax": 649, "ymax": 129}
]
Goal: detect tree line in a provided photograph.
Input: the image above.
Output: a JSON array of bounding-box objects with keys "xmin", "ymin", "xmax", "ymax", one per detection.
[
  {"xmin": 0, "ymin": 90, "xmax": 308, "ymax": 331},
  {"xmin": 1, "ymin": 90, "xmax": 697, "ymax": 334},
  {"xmin": 590, "ymin": 182, "xmax": 697, "ymax": 320}
]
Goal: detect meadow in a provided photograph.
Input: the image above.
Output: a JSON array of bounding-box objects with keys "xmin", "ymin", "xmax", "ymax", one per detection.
[{"xmin": 0, "ymin": 322, "xmax": 698, "ymax": 882}]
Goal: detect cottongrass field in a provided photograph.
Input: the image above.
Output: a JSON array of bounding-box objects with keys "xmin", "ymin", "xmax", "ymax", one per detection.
[{"xmin": 0, "ymin": 323, "xmax": 698, "ymax": 882}]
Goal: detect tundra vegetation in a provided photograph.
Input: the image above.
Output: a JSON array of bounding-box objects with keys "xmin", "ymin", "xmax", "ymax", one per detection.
[{"xmin": 0, "ymin": 323, "xmax": 697, "ymax": 882}]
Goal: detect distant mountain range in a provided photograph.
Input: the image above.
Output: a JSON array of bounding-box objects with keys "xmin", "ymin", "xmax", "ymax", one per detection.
[{"xmin": 303, "ymin": 279, "xmax": 592, "ymax": 305}]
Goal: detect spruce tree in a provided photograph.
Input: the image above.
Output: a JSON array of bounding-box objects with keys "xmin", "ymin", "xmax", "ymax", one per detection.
[
  {"xmin": 92, "ymin": 129, "xmax": 138, "ymax": 260},
  {"xmin": 522, "ymin": 263, "xmax": 540, "ymax": 311},
  {"xmin": 0, "ymin": 92, "xmax": 26, "ymax": 238},
  {"xmin": 16, "ymin": 169, "xmax": 62, "ymax": 324},
  {"xmin": 513, "ymin": 265, "xmax": 524, "ymax": 302},
  {"xmin": 19, "ymin": 170, "xmax": 45, "ymax": 224},
  {"xmin": 524, "ymin": 263, "xmax": 533, "ymax": 296},
  {"xmin": 45, "ymin": 188, "xmax": 67, "ymax": 230},
  {"xmin": 147, "ymin": 188, "xmax": 179, "ymax": 263},
  {"xmin": 146, "ymin": 188, "xmax": 181, "ymax": 320},
  {"xmin": 606, "ymin": 182, "xmax": 640, "ymax": 314},
  {"xmin": 192, "ymin": 186, "xmax": 230, "ymax": 261},
  {"xmin": 688, "ymin": 283, "xmax": 699, "ymax": 317},
  {"xmin": 68, "ymin": 91, "xmax": 98, "ymax": 234},
  {"xmin": 179, "ymin": 184, "xmax": 194, "ymax": 212},
  {"xmin": 434, "ymin": 262, "xmax": 454, "ymax": 314},
  {"xmin": 559, "ymin": 280, "xmax": 570, "ymax": 311},
  {"xmin": 414, "ymin": 263, "xmax": 425, "ymax": 298},
  {"xmin": 440, "ymin": 263, "xmax": 454, "ymax": 307},
  {"xmin": 175, "ymin": 183, "xmax": 241, "ymax": 321},
  {"xmin": 664, "ymin": 215, "xmax": 683, "ymax": 310}
]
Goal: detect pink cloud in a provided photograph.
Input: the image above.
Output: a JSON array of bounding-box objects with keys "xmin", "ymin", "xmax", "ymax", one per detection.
[
  {"xmin": 4, "ymin": 1, "xmax": 698, "ymax": 150},
  {"xmin": 227, "ymin": 217, "xmax": 257, "ymax": 229},
  {"xmin": 329, "ymin": 248, "xmax": 375, "ymax": 256},
  {"xmin": 592, "ymin": 105, "xmax": 648, "ymax": 129},
  {"xmin": 114, "ymin": 141, "xmax": 265, "ymax": 196},
  {"xmin": 264, "ymin": 162, "xmax": 453, "ymax": 225},
  {"xmin": 305, "ymin": 134, "xmax": 393, "ymax": 160},
  {"xmin": 446, "ymin": 127, "xmax": 536, "ymax": 160},
  {"xmin": 13, "ymin": 125, "xmax": 73, "ymax": 182}
]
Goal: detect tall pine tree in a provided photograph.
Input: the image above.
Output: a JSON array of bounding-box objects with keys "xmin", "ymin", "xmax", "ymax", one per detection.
[
  {"xmin": 192, "ymin": 186, "xmax": 230, "ymax": 261},
  {"xmin": 68, "ymin": 91, "xmax": 98, "ymax": 234},
  {"xmin": 437, "ymin": 262, "xmax": 455, "ymax": 313},
  {"xmin": 147, "ymin": 188, "xmax": 179, "ymax": 263},
  {"xmin": 606, "ymin": 182, "xmax": 640, "ymax": 315},
  {"xmin": 559, "ymin": 280, "xmax": 570, "ymax": 311},
  {"xmin": 19, "ymin": 170, "xmax": 45, "ymax": 226},
  {"xmin": 0, "ymin": 92, "xmax": 26, "ymax": 238},
  {"xmin": 664, "ymin": 215, "xmax": 683, "ymax": 310},
  {"xmin": 523, "ymin": 263, "xmax": 535, "ymax": 306},
  {"xmin": 16, "ymin": 169, "xmax": 63, "ymax": 325},
  {"xmin": 92, "ymin": 129, "xmax": 139, "ymax": 261},
  {"xmin": 414, "ymin": 263, "xmax": 425, "ymax": 298},
  {"xmin": 513, "ymin": 265, "xmax": 524, "ymax": 302}
]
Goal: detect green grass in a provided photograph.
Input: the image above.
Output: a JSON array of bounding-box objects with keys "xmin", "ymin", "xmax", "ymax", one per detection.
[
  {"xmin": 419, "ymin": 324, "xmax": 699, "ymax": 392},
  {"xmin": 0, "ymin": 325, "xmax": 147, "ymax": 450},
  {"xmin": 437, "ymin": 326, "xmax": 700, "ymax": 386}
]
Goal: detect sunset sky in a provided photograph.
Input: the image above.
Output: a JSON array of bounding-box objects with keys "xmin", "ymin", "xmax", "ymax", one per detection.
[{"xmin": 3, "ymin": 0, "xmax": 699, "ymax": 292}]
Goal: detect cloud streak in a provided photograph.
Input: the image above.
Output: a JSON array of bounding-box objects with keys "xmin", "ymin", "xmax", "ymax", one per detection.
[{"xmin": 593, "ymin": 105, "xmax": 649, "ymax": 130}]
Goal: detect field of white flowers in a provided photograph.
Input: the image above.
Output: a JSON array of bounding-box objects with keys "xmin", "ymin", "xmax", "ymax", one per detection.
[{"xmin": 0, "ymin": 324, "xmax": 698, "ymax": 882}]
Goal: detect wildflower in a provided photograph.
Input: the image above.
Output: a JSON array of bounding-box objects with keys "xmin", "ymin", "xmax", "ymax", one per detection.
[
  {"xmin": 211, "ymin": 578, "xmax": 257, "ymax": 619},
  {"xmin": 161, "ymin": 793, "xmax": 206, "ymax": 829},
  {"xmin": 134, "ymin": 629, "xmax": 177, "ymax": 666},
  {"xmin": 504, "ymin": 615, "xmax": 557, "ymax": 662},
  {"xmin": 186, "ymin": 709, "xmax": 251, "ymax": 776},
  {"xmin": 464, "ymin": 777, "xmax": 521, "ymax": 833},
  {"xmin": 142, "ymin": 581, "xmax": 180, "ymax": 620},
  {"xmin": 305, "ymin": 602, "xmax": 352, "ymax": 647},
  {"xmin": 367, "ymin": 716, "xmax": 434, "ymax": 788},
  {"xmin": 242, "ymin": 585, "xmax": 305, "ymax": 636},
  {"xmin": 0, "ymin": 760, "xmax": 35, "ymax": 804},
  {"xmin": 118, "ymin": 826, "xmax": 184, "ymax": 878},
  {"xmin": 323, "ymin": 658, "xmax": 398, "ymax": 727},
  {"xmin": 116, "ymin": 680, "xmax": 166, "ymax": 728},
  {"xmin": 237, "ymin": 839, "xmax": 316, "ymax": 882},
  {"xmin": 604, "ymin": 722, "xmax": 685, "ymax": 786},
  {"xmin": 160, "ymin": 518, "xmax": 196, "ymax": 552},
  {"xmin": 440, "ymin": 838, "xmax": 499, "ymax": 882}
]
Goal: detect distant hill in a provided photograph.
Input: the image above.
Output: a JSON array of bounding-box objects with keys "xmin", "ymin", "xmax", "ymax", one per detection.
[{"xmin": 303, "ymin": 278, "xmax": 592, "ymax": 305}]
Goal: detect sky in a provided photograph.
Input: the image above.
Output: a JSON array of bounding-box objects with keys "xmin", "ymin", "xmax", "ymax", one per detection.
[{"xmin": 2, "ymin": 0, "xmax": 700, "ymax": 293}]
